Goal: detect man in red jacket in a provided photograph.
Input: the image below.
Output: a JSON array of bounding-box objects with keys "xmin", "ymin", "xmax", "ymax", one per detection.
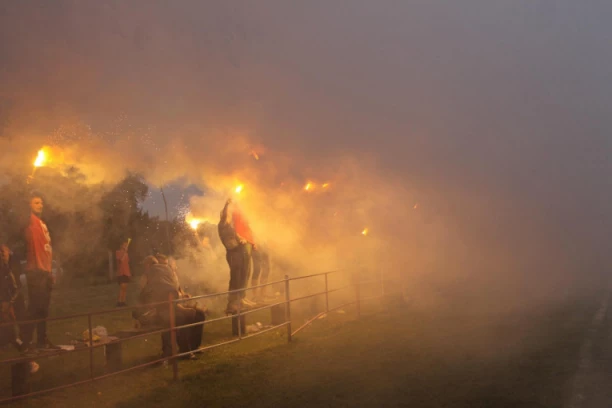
[
  {"xmin": 21, "ymin": 193, "xmax": 56, "ymax": 349},
  {"xmin": 218, "ymin": 200, "xmax": 257, "ymax": 312}
]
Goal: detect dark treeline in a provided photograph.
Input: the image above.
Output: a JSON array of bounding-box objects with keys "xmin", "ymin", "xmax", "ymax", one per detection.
[{"xmin": 0, "ymin": 167, "xmax": 199, "ymax": 285}]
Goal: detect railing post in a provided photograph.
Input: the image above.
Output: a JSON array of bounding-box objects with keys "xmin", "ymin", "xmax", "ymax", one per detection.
[
  {"xmin": 284, "ymin": 275, "xmax": 292, "ymax": 342},
  {"xmin": 355, "ymin": 273, "xmax": 361, "ymax": 318},
  {"xmin": 168, "ymin": 293, "xmax": 178, "ymax": 381},
  {"xmin": 324, "ymin": 272, "xmax": 329, "ymax": 314},
  {"xmin": 237, "ymin": 302, "xmax": 242, "ymax": 339},
  {"xmin": 87, "ymin": 314, "xmax": 94, "ymax": 379}
]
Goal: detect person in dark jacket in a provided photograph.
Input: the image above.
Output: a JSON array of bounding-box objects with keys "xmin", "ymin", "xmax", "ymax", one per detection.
[
  {"xmin": 0, "ymin": 244, "xmax": 20, "ymax": 349},
  {"xmin": 251, "ymin": 245, "xmax": 274, "ymax": 302},
  {"xmin": 139, "ymin": 255, "xmax": 205, "ymax": 360},
  {"xmin": 0, "ymin": 244, "xmax": 39, "ymax": 372}
]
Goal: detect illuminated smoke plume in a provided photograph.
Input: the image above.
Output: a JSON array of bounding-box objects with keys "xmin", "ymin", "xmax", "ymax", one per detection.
[{"xmin": 1, "ymin": 1, "xmax": 611, "ymax": 313}]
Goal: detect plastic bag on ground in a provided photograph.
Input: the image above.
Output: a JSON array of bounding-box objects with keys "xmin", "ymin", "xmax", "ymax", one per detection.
[{"xmin": 246, "ymin": 322, "xmax": 263, "ymax": 333}]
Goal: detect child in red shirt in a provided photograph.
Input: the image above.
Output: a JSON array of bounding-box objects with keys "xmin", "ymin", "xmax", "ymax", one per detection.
[{"xmin": 116, "ymin": 239, "xmax": 132, "ymax": 307}]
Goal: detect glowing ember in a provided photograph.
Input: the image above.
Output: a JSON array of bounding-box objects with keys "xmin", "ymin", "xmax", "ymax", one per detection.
[
  {"xmin": 361, "ymin": 228, "xmax": 369, "ymax": 236},
  {"xmin": 304, "ymin": 183, "xmax": 312, "ymax": 191},
  {"xmin": 249, "ymin": 150, "xmax": 260, "ymax": 160},
  {"xmin": 413, "ymin": 203, "xmax": 419, "ymax": 209},
  {"xmin": 33, "ymin": 149, "xmax": 47, "ymax": 167},
  {"xmin": 322, "ymin": 183, "xmax": 330, "ymax": 188},
  {"xmin": 235, "ymin": 185, "xmax": 244, "ymax": 194}
]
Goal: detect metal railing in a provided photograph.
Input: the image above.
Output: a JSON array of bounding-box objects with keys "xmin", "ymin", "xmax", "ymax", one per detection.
[{"xmin": 0, "ymin": 269, "xmax": 402, "ymax": 403}]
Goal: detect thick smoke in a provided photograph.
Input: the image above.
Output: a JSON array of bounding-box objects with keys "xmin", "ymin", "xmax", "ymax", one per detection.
[{"xmin": 1, "ymin": 1, "xmax": 611, "ymax": 315}]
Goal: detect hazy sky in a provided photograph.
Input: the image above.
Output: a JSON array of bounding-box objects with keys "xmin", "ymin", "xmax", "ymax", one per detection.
[{"xmin": 2, "ymin": 1, "xmax": 612, "ymax": 278}]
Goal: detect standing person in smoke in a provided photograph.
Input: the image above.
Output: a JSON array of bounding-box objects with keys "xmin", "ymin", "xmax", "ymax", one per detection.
[
  {"xmin": 0, "ymin": 243, "xmax": 39, "ymax": 372},
  {"xmin": 218, "ymin": 199, "xmax": 256, "ymax": 313},
  {"xmin": 251, "ymin": 244, "xmax": 275, "ymax": 302},
  {"xmin": 22, "ymin": 192, "xmax": 57, "ymax": 349},
  {"xmin": 0, "ymin": 243, "xmax": 21, "ymax": 350},
  {"xmin": 115, "ymin": 239, "xmax": 132, "ymax": 307}
]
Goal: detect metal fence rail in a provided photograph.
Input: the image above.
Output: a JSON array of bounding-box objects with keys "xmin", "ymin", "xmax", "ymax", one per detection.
[{"xmin": 0, "ymin": 269, "xmax": 403, "ymax": 403}]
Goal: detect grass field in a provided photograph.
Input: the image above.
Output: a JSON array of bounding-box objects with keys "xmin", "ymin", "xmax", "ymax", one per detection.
[
  {"xmin": 0, "ymin": 275, "xmax": 362, "ymax": 403},
  {"xmin": 0, "ymin": 279, "xmax": 601, "ymax": 408}
]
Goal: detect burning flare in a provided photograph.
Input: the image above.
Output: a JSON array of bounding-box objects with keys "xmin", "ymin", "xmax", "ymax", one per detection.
[
  {"xmin": 185, "ymin": 213, "xmax": 205, "ymax": 230},
  {"xmin": 235, "ymin": 184, "xmax": 244, "ymax": 194},
  {"xmin": 304, "ymin": 181, "xmax": 330, "ymax": 192},
  {"xmin": 33, "ymin": 148, "xmax": 47, "ymax": 167}
]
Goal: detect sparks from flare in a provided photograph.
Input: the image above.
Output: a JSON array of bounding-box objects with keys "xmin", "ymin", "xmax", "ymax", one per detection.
[
  {"xmin": 304, "ymin": 182, "xmax": 312, "ymax": 191},
  {"xmin": 361, "ymin": 228, "xmax": 369, "ymax": 236}
]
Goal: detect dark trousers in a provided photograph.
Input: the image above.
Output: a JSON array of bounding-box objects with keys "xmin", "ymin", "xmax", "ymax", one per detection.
[
  {"xmin": 180, "ymin": 307, "xmax": 205, "ymax": 352},
  {"xmin": 252, "ymin": 250, "xmax": 270, "ymax": 285},
  {"xmin": 22, "ymin": 270, "xmax": 52, "ymax": 345},
  {"xmin": 226, "ymin": 243, "xmax": 252, "ymax": 303},
  {"xmin": 161, "ymin": 306, "xmax": 206, "ymax": 356}
]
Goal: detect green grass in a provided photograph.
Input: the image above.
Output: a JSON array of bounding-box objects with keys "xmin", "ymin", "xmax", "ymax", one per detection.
[
  {"xmin": 2, "ymin": 283, "xmax": 599, "ymax": 408},
  {"xmin": 0, "ymin": 279, "xmax": 355, "ymax": 401}
]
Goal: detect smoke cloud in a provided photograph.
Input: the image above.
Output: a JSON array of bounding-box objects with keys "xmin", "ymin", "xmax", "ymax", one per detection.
[{"xmin": 1, "ymin": 1, "xmax": 611, "ymax": 314}]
